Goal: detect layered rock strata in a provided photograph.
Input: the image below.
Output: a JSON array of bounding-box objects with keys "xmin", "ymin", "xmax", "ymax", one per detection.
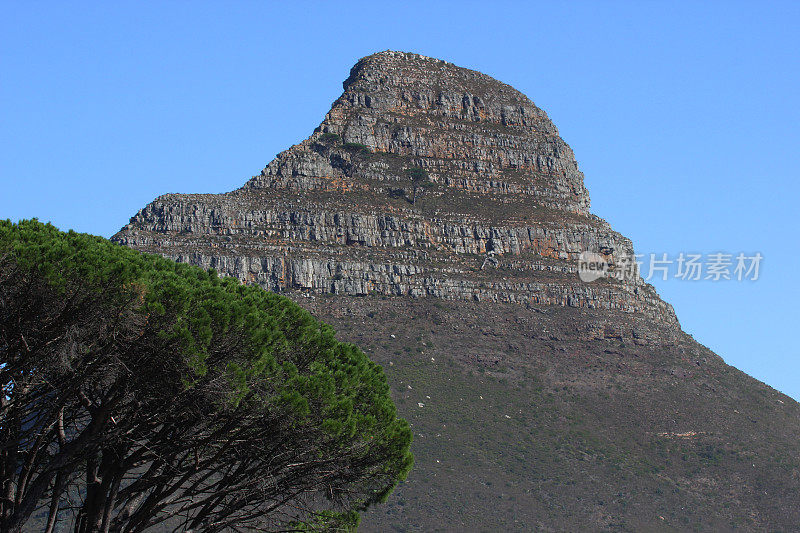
[{"xmin": 114, "ymin": 51, "xmax": 677, "ymax": 329}]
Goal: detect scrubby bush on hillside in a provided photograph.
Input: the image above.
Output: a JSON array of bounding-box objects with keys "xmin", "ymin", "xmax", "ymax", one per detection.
[
  {"xmin": 343, "ymin": 142, "xmax": 371, "ymax": 154},
  {"xmin": 405, "ymin": 167, "xmax": 432, "ymax": 205},
  {"xmin": 320, "ymin": 132, "xmax": 342, "ymax": 144}
]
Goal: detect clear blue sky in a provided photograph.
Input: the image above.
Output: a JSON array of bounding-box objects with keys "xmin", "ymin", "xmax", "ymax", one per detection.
[{"xmin": 2, "ymin": 2, "xmax": 798, "ymax": 399}]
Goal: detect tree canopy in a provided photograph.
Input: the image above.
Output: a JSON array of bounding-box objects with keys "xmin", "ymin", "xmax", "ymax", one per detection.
[
  {"xmin": 0, "ymin": 220, "xmax": 412, "ymax": 532},
  {"xmin": 405, "ymin": 168, "xmax": 431, "ymax": 205}
]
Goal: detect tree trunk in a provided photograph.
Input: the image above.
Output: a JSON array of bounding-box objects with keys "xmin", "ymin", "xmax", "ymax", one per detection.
[{"xmin": 44, "ymin": 471, "xmax": 67, "ymax": 533}]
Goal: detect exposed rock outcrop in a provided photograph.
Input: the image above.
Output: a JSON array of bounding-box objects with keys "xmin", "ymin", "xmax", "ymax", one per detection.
[{"xmin": 114, "ymin": 51, "xmax": 677, "ymax": 332}]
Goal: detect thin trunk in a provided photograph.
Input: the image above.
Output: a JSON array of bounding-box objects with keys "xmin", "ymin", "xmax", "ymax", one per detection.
[
  {"xmin": 44, "ymin": 471, "xmax": 67, "ymax": 533},
  {"xmin": 2, "ymin": 399, "xmax": 20, "ymax": 528},
  {"xmin": 101, "ymin": 469, "xmax": 122, "ymax": 533},
  {"xmin": 75, "ymin": 457, "xmax": 100, "ymax": 533}
]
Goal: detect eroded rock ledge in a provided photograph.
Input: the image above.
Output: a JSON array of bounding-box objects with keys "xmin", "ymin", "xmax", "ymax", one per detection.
[{"xmin": 114, "ymin": 51, "xmax": 678, "ymax": 330}]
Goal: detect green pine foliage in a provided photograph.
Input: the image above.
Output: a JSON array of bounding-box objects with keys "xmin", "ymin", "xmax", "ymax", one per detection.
[
  {"xmin": 405, "ymin": 167, "xmax": 429, "ymax": 183},
  {"xmin": 0, "ymin": 219, "xmax": 412, "ymax": 532},
  {"xmin": 342, "ymin": 142, "xmax": 371, "ymax": 154},
  {"xmin": 320, "ymin": 132, "xmax": 342, "ymax": 144}
]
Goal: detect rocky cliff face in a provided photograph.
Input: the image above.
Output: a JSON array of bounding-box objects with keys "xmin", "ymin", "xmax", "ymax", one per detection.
[
  {"xmin": 114, "ymin": 52, "xmax": 800, "ymax": 531},
  {"xmin": 114, "ymin": 51, "xmax": 676, "ymax": 333}
]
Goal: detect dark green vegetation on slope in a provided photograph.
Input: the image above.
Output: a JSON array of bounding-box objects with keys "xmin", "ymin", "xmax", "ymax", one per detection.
[
  {"xmin": 0, "ymin": 220, "xmax": 412, "ymax": 532},
  {"xmin": 299, "ymin": 296, "xmax": 800, "ymax": 532}
]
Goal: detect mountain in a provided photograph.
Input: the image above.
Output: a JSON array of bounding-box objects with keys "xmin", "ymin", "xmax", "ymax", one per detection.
[{"xmin": 113, "ymin": 51, "xmax": 800, "ymax": 531}]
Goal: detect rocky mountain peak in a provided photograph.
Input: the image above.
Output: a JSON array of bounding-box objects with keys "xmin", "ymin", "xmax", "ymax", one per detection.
[
  {"xmin": 340, "ymin": 50, "xmax": 548, "ymax": 129},
  {"xmin": 115, "ymin": 51, "xmax": 677, "ymax": 338},
  {"xmin": 246, "ymin": 50, "xmax": 589, "ymax": 216}
]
